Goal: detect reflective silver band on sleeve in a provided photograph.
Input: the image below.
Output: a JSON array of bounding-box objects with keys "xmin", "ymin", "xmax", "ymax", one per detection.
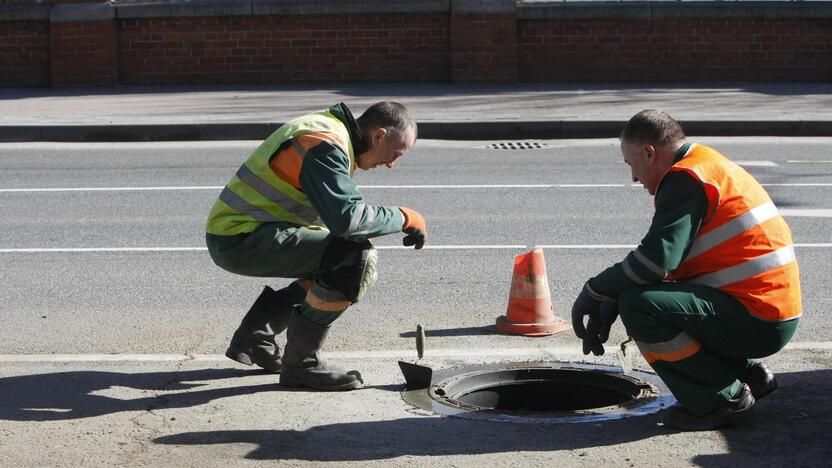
[
  {"xmin": 632, "ymin": 249, "xmax": 668, "ymax": 279},
  {"xmin": 622, "ymin": 256, "xmax": 650, "ymax": 285}
]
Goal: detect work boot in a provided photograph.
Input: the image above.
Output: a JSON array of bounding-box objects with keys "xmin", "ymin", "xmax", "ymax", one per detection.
[
  {"xmin": 743, "ymin": 362, "xmax": 778, "ymax": 400},
  {"xmin": 280, "ymin": 312, "xmax": 364, "ymax": 391},
  {"xmin": 662, "ymin": 383, "xmax": 755, "ymax": 431},
  {"xmin": 225, "ymin": 286, "xmax": 297, "ymax": 373}
]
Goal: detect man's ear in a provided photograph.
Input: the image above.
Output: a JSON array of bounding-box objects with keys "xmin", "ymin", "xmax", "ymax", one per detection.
[
  {"xmin": 372, "ymin": 127, "xmax": 387, "ymax": 145},
  {"xmin": 645, "ymin": 144, "xmax": 656, "ymax": 162}
]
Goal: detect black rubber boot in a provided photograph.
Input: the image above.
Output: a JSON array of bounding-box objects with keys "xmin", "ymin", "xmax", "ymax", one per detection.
[
  {"xmin": 662, "ymin": 383, "xmax": 756, "ymax": 431},
  {"xmin": 279, "ymin": 312, "xmax": 363, "ymax": 391},
  {"xmin": 225, "ymin": 285, "xmax": 300, "ymax": 373},
  {"xmin": 743, "ymin": 362, "xmax": 778, "ymax": 400}
]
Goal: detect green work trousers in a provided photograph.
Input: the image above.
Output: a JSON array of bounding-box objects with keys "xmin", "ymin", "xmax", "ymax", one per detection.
[
  {"xmin": 208, "ymin": 222, "xmax": 356, "ymax": 325},
  {"xmin": 207, "ymin": 222, "xmax": 334, "ymax": 279},
  {"xmin": 618, "ymin": 282, "xmax": 798, "ymax": 415}
]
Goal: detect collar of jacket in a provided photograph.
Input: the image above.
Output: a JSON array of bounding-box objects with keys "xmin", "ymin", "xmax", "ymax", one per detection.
[{"xmin": 328, "ymin": 103, "xmax": 368, "ymax": 157}]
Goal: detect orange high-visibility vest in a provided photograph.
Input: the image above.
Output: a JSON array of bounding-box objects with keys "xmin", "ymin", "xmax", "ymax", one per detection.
[{"xmin": 666, "ymin": 144, "xmax": 801, "ymax": 322}]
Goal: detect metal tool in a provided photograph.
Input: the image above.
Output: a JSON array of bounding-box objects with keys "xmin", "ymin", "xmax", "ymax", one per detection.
[
  {"xmin": 398, "ymin": 324, "xmax": 433, "ymax": 390},
  {"xmin": 616, "ymin": 336, "xmax": 636, "ymax": 376}
]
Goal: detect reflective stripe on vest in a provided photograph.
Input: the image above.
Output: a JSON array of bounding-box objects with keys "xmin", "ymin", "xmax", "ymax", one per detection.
[
  {"xmin": 226, "ymin": 163, "xmax": 319, "ymax": 224},
  {"xmin": 205, "ymin": 108, "xmax": 354, "ymax": 236},
  {"xmin": 667, "ymin": 144, "xmax": 802, "ymax": 322}
]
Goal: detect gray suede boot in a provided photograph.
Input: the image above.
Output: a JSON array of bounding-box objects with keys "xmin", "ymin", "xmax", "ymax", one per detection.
[
  {"xmin": 225, "ymin": 285, "xmax": 301, "ymax": 373},
  {"xmin": 280, "ymin": 312, "xmax": 364, "ymax": 391}
]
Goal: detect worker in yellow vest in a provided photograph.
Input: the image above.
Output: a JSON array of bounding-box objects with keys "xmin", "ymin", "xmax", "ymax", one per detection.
[
  {"xmin": 571, "ymin": 110, "xmax": 801, "ymax": 430},
  {"xmin": 206, "ymin": 102, "xmax": 425, "ymax": 391}
]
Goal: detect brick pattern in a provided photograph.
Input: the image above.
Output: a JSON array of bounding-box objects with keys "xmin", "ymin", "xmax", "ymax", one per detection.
[
  {"xmin": 0, "ymin": 20, "xmax": 50, "ymax": 86},
  {"xmin": 519, "ymin": 19, "xmax": 832, "ymax": 82},
  {"xmin": 50, "ymin": 19, "xmax": 116, "ymax": 86},
  {"xmin": 118, "ymin": 14, "xmax": 450, "ymax": 84},
  {"xmin": 451, "ymin": 12, "xmax": 517, "ymax": 84}
]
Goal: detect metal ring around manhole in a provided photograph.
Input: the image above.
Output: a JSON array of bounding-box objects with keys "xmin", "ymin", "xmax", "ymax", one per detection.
[{"xmin": 401, "ymin": 362, "xmax": 674, "ymax": 425}]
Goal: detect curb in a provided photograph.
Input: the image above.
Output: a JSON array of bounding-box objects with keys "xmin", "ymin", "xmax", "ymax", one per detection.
[{"xmin": 0, "ymin": 121, "xmax": 830, "ymax": 142}]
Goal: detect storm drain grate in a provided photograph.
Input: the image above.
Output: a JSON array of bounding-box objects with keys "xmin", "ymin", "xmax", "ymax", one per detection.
[{"xmin": 486, "ymin": 141, "xmax": 549, "ymax": 150}]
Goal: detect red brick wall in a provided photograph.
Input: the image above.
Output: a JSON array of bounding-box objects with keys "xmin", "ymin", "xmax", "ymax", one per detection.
[
  {"xmin": 0, "ymin": 20, "xmax": 50, "ymax": 86},
  {"xmin": 118, "ymin": 14, "xmax": 450, "ymax": 85},
  {"xmin": 452, "ymin": 12, "xmax": 517, "ymax": 84},
  {"xmin": 519, "ymin": 18, "xmax": 832, "ymax": 82},
  {"xmin": 50, "ymin": 19, "xmax": 116, "ymax": 86}
]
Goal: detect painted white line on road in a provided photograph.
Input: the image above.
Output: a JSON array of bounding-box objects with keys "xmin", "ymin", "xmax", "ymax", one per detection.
[
  {"xmin": 737, "ymin": 160, "xmax": 778, "ymax": 167},
  {"xmin": 786, "ymin": 160, "xmax": 832, "ymax": 164},
  {"xmin": 0, "ymin": 184, "xmax": 633, "ymax": 193},
  {"xmin": 0, "ymin": 186, "xmax": 223, "ymax": 193},
  {"xmin": 3, "ymin": 182, "xmax": 832, "ymax": 193},
  {"xmin": 1, "ymin": 342, "xmax": 830, "ymax": 362},
  {"xmin": 0, "ymin": 247, "xmax": 207, "ymax": 253},
  {"xmin": 2, "ymin": 244, "xmax": 831, "ymax": 253},
  {"xmin": 780, "ymin": 209, "xmax": 832, "ymax": 218},
  {"xmin": 761, "ymin": 183, "xmax": 832, "ymax": 187}
]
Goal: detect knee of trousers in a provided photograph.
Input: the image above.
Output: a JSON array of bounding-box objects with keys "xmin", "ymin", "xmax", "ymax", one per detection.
[{"xmin": 318, "ymin": 238, "xmax": 379, "ymax": 303}]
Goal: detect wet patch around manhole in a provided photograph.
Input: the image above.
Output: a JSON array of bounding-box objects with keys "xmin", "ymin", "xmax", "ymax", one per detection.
[{"xmin": 401, "ymin": 361, "xmax": 674, "ymax": 425}]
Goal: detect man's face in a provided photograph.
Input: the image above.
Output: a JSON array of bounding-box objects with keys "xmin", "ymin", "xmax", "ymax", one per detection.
[
  {"xmin": 356, "ymin": 127, "xmax": 416, "ymax": 171},
  {"xmin": 621, "ymin": 140, "xmax": 661, "ymax": 196}
]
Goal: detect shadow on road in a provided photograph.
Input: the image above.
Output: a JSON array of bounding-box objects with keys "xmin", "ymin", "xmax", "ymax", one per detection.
[
  {"xmin": 0, "ymin": 368, "xmax": 279, "ymax": 421},
  {"xmin": 155, "ymin": 414, "xmax": 663, "ymax": 460},
  {"xmin": 400, "ymin": 326, "xmax": 495, "ymax": 338},
  {"xmin": 151, "ymin": 369, "xmax": 832, "ymax": 464}
]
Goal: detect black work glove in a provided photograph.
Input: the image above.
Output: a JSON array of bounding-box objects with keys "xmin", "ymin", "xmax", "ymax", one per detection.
[{"xmin": 571, "ymin": 282, "xmax": 618, "ymax": 356}]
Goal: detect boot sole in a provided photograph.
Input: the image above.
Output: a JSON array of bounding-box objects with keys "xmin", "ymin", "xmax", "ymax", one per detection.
[
  {"xmin": 279, "ymin": 378, "xmax": 363, "ymax": 391},
  {"xmin": 226, "ymin": 348, "xmax": 282, "ymax": 374}
]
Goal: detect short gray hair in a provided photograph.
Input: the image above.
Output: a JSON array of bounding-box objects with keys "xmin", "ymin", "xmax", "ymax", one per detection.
[
  {"xmin": 620, "ymin": 110, "xmax": 686, "ymax": 147},
  {"xmin": 356, "ymin": 101, "xmax": 417, "ymax": 141}
]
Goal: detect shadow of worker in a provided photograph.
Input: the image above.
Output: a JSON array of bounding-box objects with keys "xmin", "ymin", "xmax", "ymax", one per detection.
[
  {"xmin": 693, "ymin": 368, "xmax": 832, "ymax": 468},
  {"xmin": 154, "ymin": 413, "xmax": 661, "ymax": 461},
  {"xmin": 0, "ymin": 368, "xmax": 277, "ymax": 421}
]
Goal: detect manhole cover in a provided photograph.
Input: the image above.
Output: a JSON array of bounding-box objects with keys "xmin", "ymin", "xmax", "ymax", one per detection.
[
  {"xmin": 401, "ymin": 361, "xmax": 673, "ymax": 424},
  {"xmin": 485, "ymin": 141, "xmax": 549, "ymax": 150}
]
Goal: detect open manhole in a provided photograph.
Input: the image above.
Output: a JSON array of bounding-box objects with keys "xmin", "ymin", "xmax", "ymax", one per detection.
[
  {"xmin": 401, "ymin": 362, "xmax": 673, "ymax": 425},
  {"xmin": 485, "ymin": 141, "xmax": 550, "ymax": 150}
]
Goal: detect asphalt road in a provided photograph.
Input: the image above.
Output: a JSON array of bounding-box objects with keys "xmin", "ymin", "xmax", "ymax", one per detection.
[
  {"xmin": 0, "ymin": 137, "xmax": 829, "ymax": 355},
  {"xmin": 2, "ymin": 137, "xmax": 831, "ymax": 467}
]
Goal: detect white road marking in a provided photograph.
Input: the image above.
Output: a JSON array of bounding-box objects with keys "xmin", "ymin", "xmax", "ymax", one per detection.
[
  {"xmin": 0, "ymin": 184, "xmax": 633, "ymax": 193},
  {"xmin": 0, "ymin": 342, "xmax": 829, "ymax": 362},
  {"xmin": 780, "ymin": 209, "xmax": 832, "ymax": 218},
  {"xmin": 2, "ymin": 244, "xmax": 830, "ymax": 254},
  {"xmin": 736, "ymin": 160, "xmax": 778, "ymax": 167},
  {"xmin": 4, "ymin": 182, "xmax": 832, "ymax": 193},
  {"xmin": 786, "ymin": 160, "xmax": 832, "ymax": 164}
]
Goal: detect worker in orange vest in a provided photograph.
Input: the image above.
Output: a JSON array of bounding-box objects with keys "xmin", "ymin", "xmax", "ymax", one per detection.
[{"xmin": 571, "ymin": 110, "xmax": 801, "ymax": 431}]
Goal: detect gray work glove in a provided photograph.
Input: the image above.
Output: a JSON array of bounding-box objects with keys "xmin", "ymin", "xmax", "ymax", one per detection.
[{"xmin": 571, "ymin": 282, "xmax": 618, "ymax": 356}]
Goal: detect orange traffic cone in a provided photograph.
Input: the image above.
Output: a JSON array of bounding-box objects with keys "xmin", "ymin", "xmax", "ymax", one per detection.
[{"xmin": 495, "ymin": 248, "xmax": 570, "ymax": 336}]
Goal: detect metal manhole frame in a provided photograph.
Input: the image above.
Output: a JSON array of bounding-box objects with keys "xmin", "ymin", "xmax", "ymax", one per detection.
[{"xmin": 401, "ymin": 361, "xmax": 675, "ymax": 425}]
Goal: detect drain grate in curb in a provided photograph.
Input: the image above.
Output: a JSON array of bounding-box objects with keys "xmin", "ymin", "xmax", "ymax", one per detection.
[{"xmin": 486, "ymin": 141, "xmax": 549, "ymax": 150}]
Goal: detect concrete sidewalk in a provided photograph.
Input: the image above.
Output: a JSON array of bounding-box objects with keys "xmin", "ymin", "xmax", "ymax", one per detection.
[
  {"xmin": 1, "ymin": 347, "xmax": 830, "ymax": 467},
  {"xmin": 1, "ymin": 82, "xmax": 831, "ymax": 141}
]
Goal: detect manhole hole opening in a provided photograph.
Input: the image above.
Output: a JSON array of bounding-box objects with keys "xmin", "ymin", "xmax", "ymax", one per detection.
[{"xmin": 433, "ymin": 368, "xmax": 654, "ymax": 412}]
